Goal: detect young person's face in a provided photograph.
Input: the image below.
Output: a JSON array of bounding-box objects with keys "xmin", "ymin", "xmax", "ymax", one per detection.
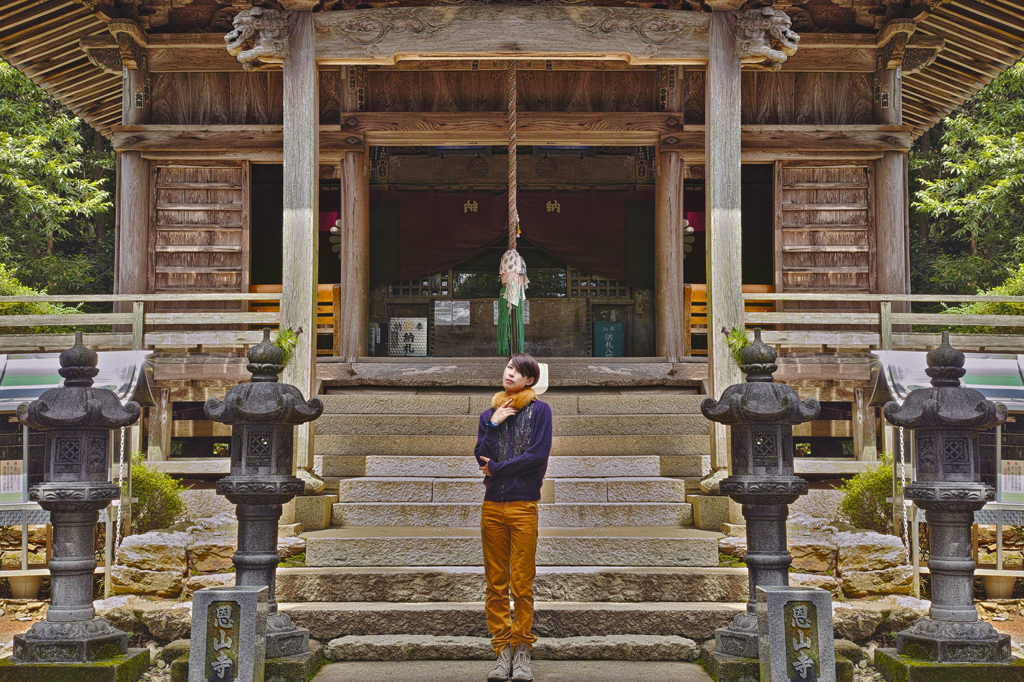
[{"xmin": 503, "ymin": 360, "xmax": 534, "ymax": 393}]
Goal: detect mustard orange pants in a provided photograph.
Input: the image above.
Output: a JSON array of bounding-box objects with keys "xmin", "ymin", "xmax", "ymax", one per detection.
[{"xmin": 481, "ymin": 500, "xmax": 539, "ymax": 655}]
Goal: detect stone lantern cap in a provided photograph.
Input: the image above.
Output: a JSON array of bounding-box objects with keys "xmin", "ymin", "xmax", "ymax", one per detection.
[
  {"xmin": 701, "ymin": 329, "xmax": 820, "ymax": 426},
  {"xmin": 883, "ymin": 331, "xmax": 1006, "ymax": 430},
  {"xmin": 17, "ymin": 331, "xmax": 141, "ymax": 430},
  {"xmin": 205, "ymin": 329, "xmax": 323, "ymax": 425}
]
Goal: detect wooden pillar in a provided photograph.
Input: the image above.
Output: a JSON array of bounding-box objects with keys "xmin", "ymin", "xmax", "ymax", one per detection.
[
  {"xmin": 655, "ymin": 149, "xmax": 685, "ymax": 361},
  {"xmin": 874, "ymin": 66, "xmax": 909, "ymax": 304},
  {"xmin": 852, "ymin": 388, "xmax": 877, "ymax": 461},
  {"xmin": 282, "ymin": 11, "xmax": 319, "ymax": 470},
  {"xmin": 705, "ymin": 11, "xmax": 745, "ymax": 471},
  {"xmin": 146, "ymin": 388, "xmax": 172, "ymax": 462},
  {"xmin": 336, "ymin": 150, "xmax": 370, "ymax": 360},
  {"xmin": 117, "ymin": 67, "xmax": 150, "ymax": 302}
]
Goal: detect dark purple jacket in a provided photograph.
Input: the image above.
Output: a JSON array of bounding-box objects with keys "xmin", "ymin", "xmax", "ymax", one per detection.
[{"xmin": 474, "ymin": 399, "xmax": 552, "ymax": 502}]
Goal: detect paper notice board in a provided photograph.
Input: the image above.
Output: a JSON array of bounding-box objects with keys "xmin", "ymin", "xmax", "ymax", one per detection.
[
  {"xmin": 0, "ymin": 460, "xmax": 24, "ymax": 504},
  {"xmin": 1002, "ymin": 459, "xmax": 1024, "ymax": 503}
]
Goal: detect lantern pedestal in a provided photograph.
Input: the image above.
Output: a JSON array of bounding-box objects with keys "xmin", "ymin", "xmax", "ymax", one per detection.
[
  {"xmin": 7, "ymin": 332, "xmax": 147, "ymax": 682},
  {"xmin": 205, "ymin": 329, "xmax": 323, "ymax": 664},
  {"xmin": 880, "ymin": 333, "xmax": 1015, "ymax": 680}
]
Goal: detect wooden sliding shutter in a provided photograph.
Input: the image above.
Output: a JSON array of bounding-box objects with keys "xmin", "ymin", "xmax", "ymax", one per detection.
[
  {"xmin": 774, "ymin": 161, "xmax": 874, "ymax": 313},
  {"xmin": 149, "ymin": 162, "xmax": 251, "ymax": 316}
]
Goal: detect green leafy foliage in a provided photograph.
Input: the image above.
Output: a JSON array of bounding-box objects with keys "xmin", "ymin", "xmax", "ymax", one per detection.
[
  {"xmin": 725, "ymin": 327, "xmax": 751, "ymax": 368},
  {"xmin": 0, "ymin": 59, "xmax": 113, "ymax": 294},
  {"xmin": 0, "ymin": 264, "xmax": 80, "ymax": 333},
  {"xmin": 942, "ymin": 263, "xmax": 1024, "ymax": 334},
  {"xmin": 126, "ymin": 453, "xmax": 185, "ymax": 535},
  {"xmin": 911, "ymin": 59, "xmax": 1024, "ymax": 294},
  {"xmin": 838, "ymin": 453, "xmax": 897, "ymax": 535},
  {"xmin": 274, "ymin": 327, "xmax": 299, "ymax": 368}
]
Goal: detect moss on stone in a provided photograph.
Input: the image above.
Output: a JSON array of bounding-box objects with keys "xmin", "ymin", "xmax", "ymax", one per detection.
[
  {"xmin": 0, "ymin": 649, "xmax": 149, "ymax": 682},
  {"xmin": 875, "ymin": 648, "xmax": 1024, "ymax": 682}
]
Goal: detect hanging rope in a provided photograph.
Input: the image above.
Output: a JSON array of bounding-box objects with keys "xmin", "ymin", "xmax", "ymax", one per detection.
[
  {"xmin": 507, "ymin": 62, "xmax": 519, "ymax": 249},
  {"xmin": 497, "ymin": 61, "xmax": 526, "ymax": 355}
]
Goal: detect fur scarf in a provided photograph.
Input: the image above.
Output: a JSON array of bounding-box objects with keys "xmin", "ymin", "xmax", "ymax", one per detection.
[{"xmin": 491, "ymin": 388, "xmax": 537, "ymax": 411}]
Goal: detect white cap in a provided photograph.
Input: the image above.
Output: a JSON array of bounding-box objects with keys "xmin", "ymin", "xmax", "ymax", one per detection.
[{"xmin": 533, "ymin": 363, "xmax": 549, "ymax": 396}]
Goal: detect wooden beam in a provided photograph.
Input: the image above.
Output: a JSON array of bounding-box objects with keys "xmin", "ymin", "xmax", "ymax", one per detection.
[
  {"xmin": 335, "ymin": 150, "xmax": 369, "ymax": 360},
  {"xmin": 281, "ymin": 11, "xmax": 319, "ymax": 472},
  {"xmin": 146, "ymin": 388, "xmax": 172, "ymax": 462},
  {"xmin": 705, "ymin": 11, "xmax": 743, "ymax": 473},
  {"xmin": 313, "ymin": 6, "xmax": 711, "ymax": 66},
  {"xmin": 655, "ymin": 149, "xmax": 685, "ymax": 361}
]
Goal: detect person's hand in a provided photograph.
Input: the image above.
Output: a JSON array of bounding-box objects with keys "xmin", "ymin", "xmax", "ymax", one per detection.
[
  {"xmin": 491, "ymin": 399, "xmax": 517, "ymax": 425},
  {"xmin": 479, "ymin": 456, "xmax": 493, "ymax": 477}
]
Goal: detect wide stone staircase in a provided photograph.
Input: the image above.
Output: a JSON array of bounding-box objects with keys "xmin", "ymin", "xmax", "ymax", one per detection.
[{"xmin": 287, "ymin": 389, "xmax": 745, "ymax": 661}]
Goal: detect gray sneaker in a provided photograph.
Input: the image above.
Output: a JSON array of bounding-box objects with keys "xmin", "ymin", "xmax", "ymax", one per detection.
[
  {"xmin": 487, "ymin": 646, "xmax": 512, "ymax": 682},
  {"xmin": 510, "ymin": 643, "xmax": 534, "ymax": 682}
]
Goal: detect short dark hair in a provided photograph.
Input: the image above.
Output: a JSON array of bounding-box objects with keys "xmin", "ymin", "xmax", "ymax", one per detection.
[{"xmin": 509, "ymin": 353, "xmax": 540, "ymax": 387}]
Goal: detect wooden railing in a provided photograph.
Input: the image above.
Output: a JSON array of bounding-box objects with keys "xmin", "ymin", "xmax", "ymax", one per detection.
[
  {"xmin": 0, "ymin": 293, "xmax": 281, "ymax": 353},
  {"xmin": 744, "ymin": 293, "xmax": 1024, "ymax": 352}
]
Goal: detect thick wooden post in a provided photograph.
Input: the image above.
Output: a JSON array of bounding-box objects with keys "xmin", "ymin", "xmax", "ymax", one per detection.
[
  {"xmin": 146, "ymin": 388, "xmax": 172, "ymax": 462},
  {"xmin": 655, "ymin": 149, "xmax": 685, "ymax": 361},
  {"xmin": 336, "ymin": 150, "xmax": 370, "ymax": 360},
  {"xmin": 117, "ymin": 67, "xmax": 150, "ymax": 302},
  {"xmin": 705, "ymin": 11, "xmax": 745, "ymax": 471},
  {"xmin": 875, "ymin": 66, "xmax": 909, "ymax": 303},
  {"xmin": 852, "ymin": 387, "xmax": 877, "ymax": 461},
  {"xmin": 282, "ymin": 11, "xmax": 319, "ymax": 470}
]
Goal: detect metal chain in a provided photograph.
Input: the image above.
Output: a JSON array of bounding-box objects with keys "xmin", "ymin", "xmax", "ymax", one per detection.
[
  {"xmin": 899, "ymin": 426, "xmax": 910, "ymax": 556},
  {"xmin": 113, "ymin": 426, "xmax": 126, "ymax": 564}
]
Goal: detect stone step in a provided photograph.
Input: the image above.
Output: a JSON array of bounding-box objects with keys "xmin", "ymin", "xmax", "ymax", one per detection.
[
  {"xmin": 274, "ymin": 566, "xmax": 748, "ymax": 604},
  {"xmin": 281, "ymin": 601, "xmax": 742, "ymax": 643},
  {"xmin": 315, "ymin": 454, "xmax": 711, "ymax": 479},
  {"xmin": 315, "ymin": 414, "xmax": 709, "ymax": 437},
  {"xmin": 319, "ymin": 634, "xmax": 704, "ymax": 662},
  {"xmin": 333, "ymin": 477, "xmax": 699, "ymax": 503},
  {"xmin": 314, "ymin": 435, "xmax": 710, "ymax": 457},
  {"xmin": 330, "ymin": 502, "xmax": 693, "ymax": 528},
  {"xmin": 303, "ymin": 526, "xmax": 720, "ymax": 567},
  {"xmin": 318, "ymin": 393, "xmax": 706, "ymax": 416}
]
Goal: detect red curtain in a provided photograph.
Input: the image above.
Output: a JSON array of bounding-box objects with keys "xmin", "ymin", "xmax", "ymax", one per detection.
[{"xmin": 376, "ymin": 189, "xmax": 652, "ymax": 281}]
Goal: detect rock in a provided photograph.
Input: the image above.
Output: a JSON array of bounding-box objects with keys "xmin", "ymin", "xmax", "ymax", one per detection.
[
  {"xmin": 832, "ymin": 602, "xmax": 884, "ymax": 643},
  {"xmin": 699, "ymin": 469, "xmax": 728, "ymax": 495},
  {"xmin": 158, "ymin": 639, "xmax": 191, "ymax": 664},
  {"xmin": 187, "ymin": 533, "xmax": 235, "ymax": 574},
  {"xmin": 178, "ymin": 489, "xmax": 234, "ymax": 526},
  {"xmin": 790, "ymin": 489, "xmax": 844, "ymax": 523},
  {"xmin": 790, "ymin": 573, "xmax": 842, "ymax": 598},
  {"xmin": 182, "ymin": 573, "xmax": 234, "ymax": 600},
  {"xmin": 834, "ymin": 638, "xmax": 867, "ymax": 664},
  {"xmin": 94, "ymin": 595, "xmax": 149, "ymax": 636},
  {"xmin": 718, "ymin": 536, "xmax": 747, "ymax": 559},
  {"xmin": 278, "ymin": 536, "xmax": 305, "ymax": 559},
  {"xmin": 835, "ymin": 532, "xmax": 908, "ymax": 573},
  {"xmin": 141, "ymin": 601, "xmax": 193, "ymax": 644},
  {"xmin": 111, "ymin": 565, "xmax": 184, "ymax": 598},
  {"xmin": 298, "ymin": 468, "xmax": 327, "ymax": 495},
  {"xmin": 789, "ymin": 538, "xmax": 837, "ymax": 574},
  {"xmin": 840, "ymin": 565, "xmax": 913, "ymax": 598},
  {"xmin": 117, "ymin": 531, "xmax": 189, "ymax": 573}
]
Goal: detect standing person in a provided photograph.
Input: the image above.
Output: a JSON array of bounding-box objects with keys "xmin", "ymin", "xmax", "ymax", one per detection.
[{"xmin": 475, "ymin": 354, "xmax": 552, "ymax": 682}]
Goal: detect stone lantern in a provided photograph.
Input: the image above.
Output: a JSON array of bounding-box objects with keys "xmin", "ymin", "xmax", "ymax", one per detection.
[
  {"xmin": 701, "ymin": 329, "xmax": 820, "ymax": 659},
  {"xmin": 881, "ymin": 332, "xmax": 1010, "ymax": 665},
  {"xmin": 14, "ymin": 332, "xmax": 142, "ymax": 664},
  {"xmin": 204, "ymin": 328, "xmax": 323, "ymax": 659}
]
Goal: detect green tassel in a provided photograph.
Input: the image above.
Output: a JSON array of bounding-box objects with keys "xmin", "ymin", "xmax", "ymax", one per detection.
[{"xmin": 496, "ymin": 287, "xmax": 526, "ymax": 355}]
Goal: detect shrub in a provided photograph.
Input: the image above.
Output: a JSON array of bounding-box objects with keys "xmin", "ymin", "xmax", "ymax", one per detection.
[
  {"xmin": 0, "ymin": 263, "xmax": 80, "ymax": 333},
  {"xmin": 943, "ymin": 263, "xmax": 1024, "ymax": 335},
  {"xmin": 126, "ymin": 452, "xmax": 184, "ymax": 534},
  {"xmin": 838, "ymin": 453, "xmax": 897, "ymax": 535}
]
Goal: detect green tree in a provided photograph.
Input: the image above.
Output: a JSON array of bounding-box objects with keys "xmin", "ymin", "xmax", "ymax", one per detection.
[
  {"xmin": 0, "ymin": 58, "xmax": 114, "ymax": 294},
  {"xmin": 911, "ymin": 59, "xmax": 1024, "ymax": 294}
]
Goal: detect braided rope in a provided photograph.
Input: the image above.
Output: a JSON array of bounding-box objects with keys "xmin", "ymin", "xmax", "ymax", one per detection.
[{"xmin": 507, "ymin": 62, "xmax": 518, "ymax": 250}]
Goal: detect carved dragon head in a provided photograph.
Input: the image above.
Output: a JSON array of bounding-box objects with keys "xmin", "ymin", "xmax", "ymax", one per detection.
[
  {"xmin": 225, "ymin": 7, "xmax": 288, "ymax": 71},
  {"xmin": 736, "ymin": 7, "xmax": 800, "ymax": 71}
]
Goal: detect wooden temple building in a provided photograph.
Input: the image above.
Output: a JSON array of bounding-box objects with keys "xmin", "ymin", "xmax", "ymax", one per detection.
[{"xmin": 3, "ymin": 0, "xmax": 1024, "ymax": 487}]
